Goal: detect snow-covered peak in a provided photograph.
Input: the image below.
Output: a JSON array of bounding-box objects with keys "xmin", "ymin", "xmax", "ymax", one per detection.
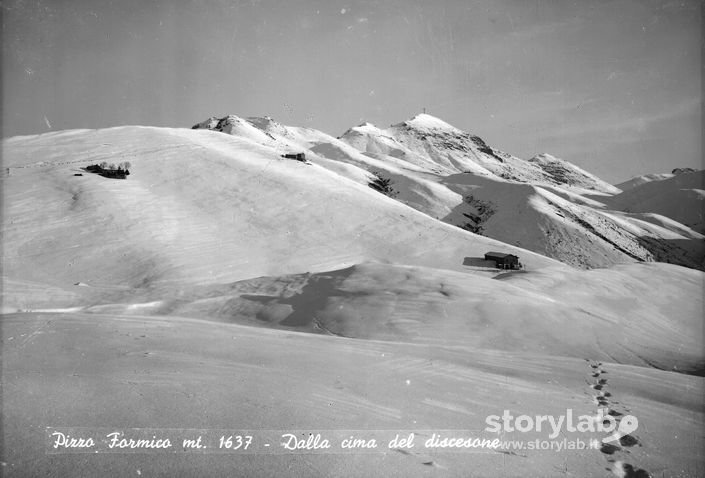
[
  {"xmin": 396, "ymin": 113, "xmax": 460, "ymax": 132},
  {"xmin": 191, "ymin": 114, "xmax": 277, "ymax": 144},
  {"xmin": 337, "ymin": 113, "xmax": 549, "ymax": 179},
  {"xmin": 355, "ymin": 121, "xmax": 381, "ymax": 132},
  {"xmin": 191, "ymin": 116, "xmax": 225, "ymax": 130},
  {"xmin": 246, "ymin": 116, "xmax": 289, "ymax": 137},
  {"xmin": 343, "ymin": 122, "xmax": 384, "ymax": 136},
  {"xmin": 192, "ymin": 114, "xmax": 246, "ymax": 132},
  {"xmin": 192, "ymin": 114, "xmax": 297, "ymax": 143}
]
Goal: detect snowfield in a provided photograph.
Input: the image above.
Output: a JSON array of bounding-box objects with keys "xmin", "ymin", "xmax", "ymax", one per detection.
[{"xmin": 2, "ymin": 117, "xmax": 703, "ymax": 477}]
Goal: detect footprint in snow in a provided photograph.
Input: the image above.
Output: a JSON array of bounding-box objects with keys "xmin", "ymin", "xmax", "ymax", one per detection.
[
  {"xmin": 618, "ymin": 434, "xmax": 639, "ymax": 447},
  {"xmin": 600, "ymin": 442, "xmax": 621, "ymax": 455},
  {"xmin": 611, "ymin": 460, "xmax": 652, "ymax": 478}
]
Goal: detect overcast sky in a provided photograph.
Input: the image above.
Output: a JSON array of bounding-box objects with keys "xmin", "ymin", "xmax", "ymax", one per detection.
[{"xmin": 2, "ymin": 0, "xmax": 701, "ymax": 182}]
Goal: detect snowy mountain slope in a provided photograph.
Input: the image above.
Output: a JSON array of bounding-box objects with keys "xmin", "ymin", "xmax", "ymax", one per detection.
[
  {"xmin": 441, "ymin": 173, "xmax": 705, "ymax": 270},
  {"xmin": 4, "ymin": 122, "xmax": 701, "ymax": 325},
  {"xmin": 603, "ymin": 170, "xmax": 705, "ymax": 233},
  {"xmin": 3, "ymin": 123, "xmax": 704, "ymax": 478},
  {"xmin": 189, "ymin": 113, "xmax": 705, "ymax": 271},
  {"xmin": 2, "ymin": 125, "xmax": 564, "ymax": 311},
  {"xmin": 194, "ymin": 114, "xmax": 472, "ymax": 220},
  {"xmin": 60, "ymin": 261, "xmax": 704, "ymax": 374},
  {"xmin": 336, "ymin": 118, "xmax": 703, "ymax": 270}
]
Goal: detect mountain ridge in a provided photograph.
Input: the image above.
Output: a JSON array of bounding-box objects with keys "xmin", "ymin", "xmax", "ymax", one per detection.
[{"xmin": 190, "ymin": 112, "xmax": 704, "ymax": 271}]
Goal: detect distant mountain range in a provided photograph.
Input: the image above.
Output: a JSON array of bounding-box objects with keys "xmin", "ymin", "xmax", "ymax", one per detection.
[{"xmin": 192, "ymin": 113, "xmax": 704, "ymax": 271}]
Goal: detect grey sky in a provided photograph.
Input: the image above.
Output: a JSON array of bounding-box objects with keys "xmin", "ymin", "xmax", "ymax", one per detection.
[{"xmin": 2, "ymin": 0, "xmax": 701, "ymax": 182}]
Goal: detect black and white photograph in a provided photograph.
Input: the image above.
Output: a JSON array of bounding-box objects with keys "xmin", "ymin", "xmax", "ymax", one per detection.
[{"xmin": 1, "ymin": 1, "xmax": 703, "ymax": 476}]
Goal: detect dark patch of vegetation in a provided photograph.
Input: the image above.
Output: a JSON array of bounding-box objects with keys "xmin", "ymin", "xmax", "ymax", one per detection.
[
  {"xmin": 458, "ymin": 195, "xmax": 495, "ymax": 234},
  {"xmin": 368, "ymin": 171, "xmax": 398, "ymax": 198},
  {"xmin": 83, "ymin": 161, "xmax": 131, "ymax": 179}
]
